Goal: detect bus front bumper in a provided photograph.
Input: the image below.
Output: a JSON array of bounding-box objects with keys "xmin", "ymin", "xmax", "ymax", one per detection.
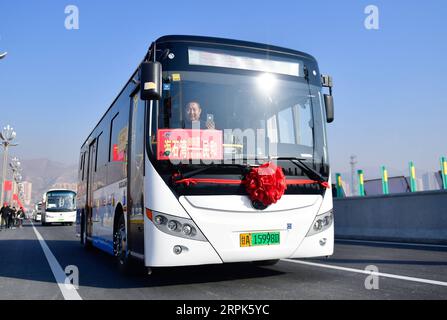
[
  {"xmin": 143, "ymin": 194, "xmax": 333, "ymax": 267},
  {"xmin": 44, "ymin": 212, "xmax": 76, "ymax": 223}
]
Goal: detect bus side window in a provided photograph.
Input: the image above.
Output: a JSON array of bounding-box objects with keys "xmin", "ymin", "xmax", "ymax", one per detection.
[
  {"xmin": 97, "ymin": 130, "xmax": 108, "ymax": 168},
  {"xmin": 110, "ymin": 114, "xmax": 128, "ymax": 163},
  {"xmin": 95, "ymin": 133, "xmax": 102, "ymax": 172},
  {"xmin": 109, "ymin": 110, "xmax": 128, "ymax": 182},
  {"xmin": 81, "ymin": 152, "xmax": 86, "ymax": 181},
  {"xmin": 109, "ymin": 113, "xmax": 119, "ymax": 162},
  {"xmin": 79, "ymin": 153, "xmax": 84, "ymax": 171}
]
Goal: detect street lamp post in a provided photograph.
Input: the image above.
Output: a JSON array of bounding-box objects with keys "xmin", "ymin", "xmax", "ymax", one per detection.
[
  {"xmin": 0, "ymin": 125, "xmax": 18, "ymax": 205},
  {"xmin": 10, "ymin": 157, "xmax": 22, "ymax": 206}
]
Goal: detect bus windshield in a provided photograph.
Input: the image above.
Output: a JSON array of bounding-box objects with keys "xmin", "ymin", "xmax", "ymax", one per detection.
[
  {"xmin": 151, "ymin": 70, "xmax": 325, "ymax": 163},
  {"xmin": 46, "ymin": 191, "xmax": 76, "ymax": 212}
]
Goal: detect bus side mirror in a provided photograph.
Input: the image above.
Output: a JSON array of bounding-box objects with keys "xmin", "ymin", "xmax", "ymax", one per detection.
[
  {"xmin": 324, "ymin": 94, "xmax": 334, "ymax": 123},
  {"xmin": 321, "ymin": 74, "xmax": 334, "ymax": 123},
  {"xmin": 140, "ymin": 62, "xmax": 162, "ymax": 101}
]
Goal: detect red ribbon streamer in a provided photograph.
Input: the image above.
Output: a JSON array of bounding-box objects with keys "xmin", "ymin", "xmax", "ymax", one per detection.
[
  {"xmin": 174, "ymin": 178, "xmax": 242, "ymax": 186},
  {"xmin": 173, "ymin": 162, "xmax": 329, "ymax": 207},
  {"xmin": 174, "ymin": 177, "xmax": 329, "ymax": 188},
  {"xmin": 242, "ymin": 162, "xmax": 287, "ymax": 206},
  {"xmin": 286, "ymin": 179, "xmax": 330, "ymax": 189}
]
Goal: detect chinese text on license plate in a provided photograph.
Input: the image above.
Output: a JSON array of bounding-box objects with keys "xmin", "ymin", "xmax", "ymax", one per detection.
[{"xmin": 240, "ymin": 232, "xmax": 280, "ymax": 247}]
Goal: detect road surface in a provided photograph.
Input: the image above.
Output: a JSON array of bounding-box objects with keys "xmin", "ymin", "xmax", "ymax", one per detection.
[{"xmin": 0, "ymin": 220, "xmax": 446, "ymax": 300}]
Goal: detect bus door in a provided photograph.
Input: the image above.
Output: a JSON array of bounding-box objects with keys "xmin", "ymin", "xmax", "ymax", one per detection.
[
  {"xmin": 127, "ymin": 92, "xmax": 145, "ymax": 255},
  {"xmin": 85, "ymin": 138, "xmax": 97, "ymax": 237}
]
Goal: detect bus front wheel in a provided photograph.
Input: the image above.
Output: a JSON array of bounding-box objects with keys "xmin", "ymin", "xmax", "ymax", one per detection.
[
  {"xmin": 114, "ymin": 214, "xmax": 131, "ymax": 273},
  {"xmin": 113, "ymin": 213, "xmax": 143, "ymax": 274}
]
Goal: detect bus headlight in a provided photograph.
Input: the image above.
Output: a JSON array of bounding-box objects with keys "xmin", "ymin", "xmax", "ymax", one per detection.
[
  {"xmin": 154, "ymin": 215, "xmax": 164, "ymax": 225},
  {"xmin": 167, "ymin": 220, "xmax": 178, "ymax": 231},
  {"xmin": 313, "ymin": 220, "xmax": 323, "ymax": 232},
  {"xmin": 148, "ymin": 211, "xmax": 207, "ymax": 242},
  {"xmin": 182, "ymin": 224, "xmax": 194, "ymax": 236},
  {"xmin": 306, "ymin": 210, "xmax": 333, "ymax": 237}
]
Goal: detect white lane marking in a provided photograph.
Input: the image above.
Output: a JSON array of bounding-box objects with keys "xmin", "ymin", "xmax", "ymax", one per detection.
[
  {"xmin": 281, "ymin": 259, "xmax": 447, "ymax": 287},
  {"xmin": 336, "ymin": 238, "xmax": 447, "ymax": 249},
  {"xmin": 31, "ymin": 222, "xmax": 82, "ymax": 300}
]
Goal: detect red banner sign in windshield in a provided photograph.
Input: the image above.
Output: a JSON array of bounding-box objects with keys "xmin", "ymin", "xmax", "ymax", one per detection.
[{"xmin": 157, "ymin": 129, "xmax": 223, "ymax": 160}]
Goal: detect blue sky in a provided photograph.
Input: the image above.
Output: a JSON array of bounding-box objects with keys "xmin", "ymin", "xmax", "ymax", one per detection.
[{"xmin": 0, "ymin": 0, "xmax": 446, "ymax": 179}]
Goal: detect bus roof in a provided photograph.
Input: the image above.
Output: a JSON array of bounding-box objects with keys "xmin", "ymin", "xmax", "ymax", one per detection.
[
  {"xmin": 155, "ymin": 35, "xmax": 317, "ymax": 61},
  {"xmin": 46, "ymin": 189, "xmax": 76, "ymax": 194}
]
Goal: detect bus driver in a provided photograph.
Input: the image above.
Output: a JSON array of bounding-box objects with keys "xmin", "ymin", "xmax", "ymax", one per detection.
[{"xmin": 183, "ymin": 101, "xmax": 215, "ymax": 129}]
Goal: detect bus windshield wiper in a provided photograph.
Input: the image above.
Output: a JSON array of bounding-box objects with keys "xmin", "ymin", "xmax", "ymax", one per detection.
[
  {"xmin": 172, "ymin": 157, "xmax": 326, "ymax": 184},
  {"xmin": 172, "ymin": 163, "xmax": 249, "ymax": 182},
  {"xmin": 273, "ymin": 157, "xmax": 327, "ymax": 183}
]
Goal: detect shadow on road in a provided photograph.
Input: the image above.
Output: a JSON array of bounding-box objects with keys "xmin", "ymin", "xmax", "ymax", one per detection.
[
  {"xmin": 0, "ymin": 235, "xmax": 285, "ymax": 290},
  {"xmin": 77, "ymin": 245, "xmax": 286, "ymax": 289}
]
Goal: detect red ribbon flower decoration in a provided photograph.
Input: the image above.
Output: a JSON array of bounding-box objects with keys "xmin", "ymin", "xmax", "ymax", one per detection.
[{"xmin": 243, "ymin": 162, "xmax": 287, "ymax": 206}]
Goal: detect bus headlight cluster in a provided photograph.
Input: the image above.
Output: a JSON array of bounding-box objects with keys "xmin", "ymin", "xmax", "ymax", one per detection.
[
  {"xmin": 154, "ymin": 215, "xmax": 165, "ymax": 225},
  {"xmin": 306, "ymin": 210, "xmax": 333, "ymax": 237},
  {"xmin": 167, "ymin": 220, "xmax": 178, "ymax": 231},
  {"xmin": 182, "ymin": 224, "xmax": 193, "ymax": 236},
  {"xmin": 151, "ymin": 212, "xmax": 206, "ymax": 241}
]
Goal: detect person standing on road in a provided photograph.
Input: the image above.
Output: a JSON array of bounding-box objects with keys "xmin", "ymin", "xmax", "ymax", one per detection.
[
  {"xmin": 9, "ymin": 206, "xmax": 16, "ymax": 229},
  {"xmin": 4, "ymin": 204, "xmax": 12, "ymax": 229},
  {"xmin": 0, "ymin": 203, "xmax": 9, "ymax": 231},
  {"xmin": 17, "ymin": 207, "xmax": 25, "ymax": 228}
]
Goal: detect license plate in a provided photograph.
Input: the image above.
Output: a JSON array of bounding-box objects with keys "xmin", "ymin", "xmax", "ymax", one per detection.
[{"xmin": 240, "ymin": 232, "xmax": 280, "ymax": 247}]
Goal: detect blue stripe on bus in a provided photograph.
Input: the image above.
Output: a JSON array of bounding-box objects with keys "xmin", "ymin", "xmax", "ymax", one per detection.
[{"xmin": 92, "ymin": 236, "xmax": 114, "ymax": 255}]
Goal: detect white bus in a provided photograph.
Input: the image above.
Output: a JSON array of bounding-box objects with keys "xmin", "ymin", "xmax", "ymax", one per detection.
[
  {"xmin": 41, "ymin": 189, "xmax": 77, "ymax": 226},
  {"xmin": 77, "ymin": 35, "xmax": 335, "ymax": 273}
]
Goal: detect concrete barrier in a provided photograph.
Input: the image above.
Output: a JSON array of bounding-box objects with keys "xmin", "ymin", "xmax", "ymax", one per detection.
[{"xmin": 334, "ymin": 190, "xmax": 447, "ymax": 245}]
